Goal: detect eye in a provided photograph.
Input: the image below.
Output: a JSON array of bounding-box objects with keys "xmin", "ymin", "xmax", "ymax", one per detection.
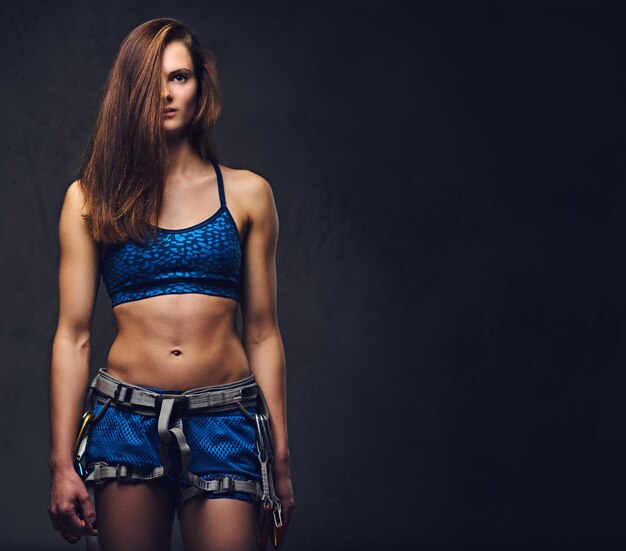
[{"xmin": 172, "ymin": 73, "xmax": 188, "ymax": 83}]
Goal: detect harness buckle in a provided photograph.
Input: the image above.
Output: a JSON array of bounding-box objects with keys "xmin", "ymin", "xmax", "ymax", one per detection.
[
  {"xmin": 240, "ymin": 384, "xmax": 258, "ymax": 400},
  {"xmin": 112, "ymin": 384, "xmax": 134, "ymax": 412},
  {"xmin": 115, "ymin": 464, "xmax": 129, "ymax": 480},
  {"xmin": 113, "ymin": 384, "xmax": 122, "ymax": 402},
  {"xmin": 154, "ymin": 394, "xmax": 189, "ymax": 416},
  {"xmin": 214, "ymin": 476, "xmax": 235, "ymax": 495}
]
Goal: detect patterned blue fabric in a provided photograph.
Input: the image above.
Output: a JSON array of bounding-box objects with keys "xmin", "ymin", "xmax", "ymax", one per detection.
[
  {"xmin": 101, "ymin": 159, "xmax": 242, "ymax": 307},
  {"xmin": 83, "ymin": 386, "xmax": 261, "ymax": 504},
  {"xmin": 184, "ymin": 410, "xmax": 260, "ymax": 480},
  {"xmin": 84, "ymin": 401, "xmax": 163, "ymax": 468}
]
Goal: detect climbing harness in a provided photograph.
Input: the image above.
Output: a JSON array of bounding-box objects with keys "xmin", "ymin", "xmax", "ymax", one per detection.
[{"xmin": 73, "ymin": 368, "xmax": 284, "ymax": 550}]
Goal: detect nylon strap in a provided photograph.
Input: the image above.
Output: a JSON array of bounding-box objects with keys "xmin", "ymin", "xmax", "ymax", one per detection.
[
  {"xmin": 176, "ymin": 479, "xmax": 262, "ymax": 516},
  {"xmin": 153, "ymin": 395, "xmax": 263, "ymax": 506},
  {"xmin": 85, "ymin": 482, "xmax": 99, "ymax": 551},
  {"xmin": 91, "ymin": 368, "xmax": 258, "ymax": 414},
  {"xmin": 84, "ymin": 462, "xmax": 166, "ymax": 484}
]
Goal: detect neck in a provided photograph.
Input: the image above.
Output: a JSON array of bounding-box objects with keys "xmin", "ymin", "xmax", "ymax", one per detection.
[{"xmin": 165, "ymin": 133, "xmax": 202, "ymax": 178}]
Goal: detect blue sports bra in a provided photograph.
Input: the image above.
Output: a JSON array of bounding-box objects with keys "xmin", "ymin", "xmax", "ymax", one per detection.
[{"xmin": 101, "ymin": 160, "xmax": 242, "ymax": 308}]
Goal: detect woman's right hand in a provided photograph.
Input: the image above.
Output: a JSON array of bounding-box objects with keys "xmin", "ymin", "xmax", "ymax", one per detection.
[{"xmin": 48, "ymin": 466, "xmax": 99, "ymax": 544}]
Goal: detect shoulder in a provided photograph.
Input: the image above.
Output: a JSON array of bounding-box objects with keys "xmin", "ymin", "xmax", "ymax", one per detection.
[
  {"xmin": 220, "ymin": 165, "xmax": 277, "ymax": 222},
  {"xmin": 220, "ymin": 165, "xmax": 274, "ymax": 200},
  {"xmin": 63, "ymin": 179, "xmax": 89, "ymax": 218},
  {"xmin": 60, "ymin": 180, "xmax": 95, "ymax": 246}
]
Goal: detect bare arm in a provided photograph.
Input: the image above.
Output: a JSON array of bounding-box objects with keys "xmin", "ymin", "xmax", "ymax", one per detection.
[
  {"xmin": 240, "ymin": 173, "xmax": 295, "ymax": 527},
  {"xmin": 241, "ymin": 175, "xmax": 288, "ymax": 458},
  {"xmin": 48, "ymin": 180, "xmax": 100, "ymax": 542}
]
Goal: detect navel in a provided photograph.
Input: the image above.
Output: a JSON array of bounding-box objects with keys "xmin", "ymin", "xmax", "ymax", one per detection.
[{"xmin": 171, "ymin": 349, "xmax": 182, "ymax": 357}]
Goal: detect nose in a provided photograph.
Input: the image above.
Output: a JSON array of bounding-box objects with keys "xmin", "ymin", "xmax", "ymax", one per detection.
[{"xmin": 162, "ymin": 79, "xmax": 173, "ymax": 103}]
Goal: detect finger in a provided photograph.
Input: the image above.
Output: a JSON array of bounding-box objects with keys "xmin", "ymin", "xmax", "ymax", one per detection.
[
  {"xmin": 73, "ymin": 512, "xmax": 98, "ymax": 537},
  {"xmin": 62, "ymin": 533, "xmax": 80, "ymax": 544},
  {"xmin": 60, "ymin": 503, "xmax": 86, "ymax": 536},
  {"xmin": 53, "ymin": 511, "xmax": 76, "ymax": 539},
  {"xmin": 76, "ymin": 518, "xmax": 97, "ymax": 537},
  {"xmin": 78, "ymin": 493, "xmax": 99, "ymax": 535}
]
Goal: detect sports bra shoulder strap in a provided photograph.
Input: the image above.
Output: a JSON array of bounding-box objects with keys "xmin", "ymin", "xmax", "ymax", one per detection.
[{"xmin": 212, "ymin": 158, "xmax": 226, "ymax": 207}]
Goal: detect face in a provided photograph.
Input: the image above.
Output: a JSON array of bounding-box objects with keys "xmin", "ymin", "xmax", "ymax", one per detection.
[{"xmin": 161, "ymin": 41, "xmax": 197, "ymax": 134}]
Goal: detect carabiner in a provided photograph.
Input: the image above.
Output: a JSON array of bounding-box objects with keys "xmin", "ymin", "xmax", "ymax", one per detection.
[
  {"xmin": 74, "ymin": 410, "xmax": 94, "ymax": 454},
  {"xmin": 272, "ymin": 501, "xmax": 283, "ymax": 528}
]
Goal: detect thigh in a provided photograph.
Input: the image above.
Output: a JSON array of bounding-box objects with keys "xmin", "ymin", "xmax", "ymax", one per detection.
[
  {"xmin": 179, "ymin": 496, "xmax": 259, "ymax": 551},
  {"xmin": 95, "ymin": 479, "xmax": 176, "ymax": 551}
]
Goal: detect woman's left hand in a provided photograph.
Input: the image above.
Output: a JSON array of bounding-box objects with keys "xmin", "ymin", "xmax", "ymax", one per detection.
[{"xmin": 272, "ymin": 455, "xmax": 296, "ymax": 547}]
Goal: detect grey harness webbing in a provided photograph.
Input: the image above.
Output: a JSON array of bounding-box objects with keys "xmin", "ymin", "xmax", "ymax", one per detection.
[
  {"xmin": 92, "ymin": 369, "xmax": 260, "ymax": 414},
  {"xmin": 74, "ymin": 368, "xmax": 276, "ymax": 551}
]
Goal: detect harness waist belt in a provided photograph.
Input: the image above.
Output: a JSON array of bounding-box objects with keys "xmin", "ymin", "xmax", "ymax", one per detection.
[{"xmin": 91, "ymin": 368, "xmax": 259, "ymax": 414}]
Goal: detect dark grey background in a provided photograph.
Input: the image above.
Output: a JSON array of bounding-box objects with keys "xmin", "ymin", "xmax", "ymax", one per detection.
[{"xmin": 1, "ymin": 1, "xmax": 625, "ymax": 550}]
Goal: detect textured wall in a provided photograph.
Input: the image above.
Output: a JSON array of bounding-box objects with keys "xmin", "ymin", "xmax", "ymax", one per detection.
[{"xmin": 1, "ymin": 1, "xmax": 625, "ymax": 550}]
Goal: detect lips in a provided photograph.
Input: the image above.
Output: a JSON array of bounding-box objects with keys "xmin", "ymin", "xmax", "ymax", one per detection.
[{"xmin": 163, "ymin": 108, "xmax": 177, "ymax": 113}]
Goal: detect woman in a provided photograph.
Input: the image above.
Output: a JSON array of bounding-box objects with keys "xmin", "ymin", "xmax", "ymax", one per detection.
[{"xmin": 47, "ymin": 18, "xmax": 295, "ymax": 551}]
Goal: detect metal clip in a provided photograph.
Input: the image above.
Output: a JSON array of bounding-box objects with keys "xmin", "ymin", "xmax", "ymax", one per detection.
[
  {"xmin": 271, "ymin": 501, "xmax": 286, "ymax": 549},
  {"xmin": 213, "ymin": 477, "xmax": 235, "ymax": 495},
  {"xmin": 272, "ymin": 501, "xmax": 284, "ymax": 528},
  {"xmin": 74, "ymin": 411, "xmax": 94, "ymax": 454},
  {"xmin": 74, "ymin": 460, "xmax": 86, "ymax": 478}
]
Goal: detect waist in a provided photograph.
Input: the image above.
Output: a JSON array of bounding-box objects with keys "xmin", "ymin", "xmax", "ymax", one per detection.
[{"xmin": 106, "ymin": 333, "xmax": 250, "ymax": 390}]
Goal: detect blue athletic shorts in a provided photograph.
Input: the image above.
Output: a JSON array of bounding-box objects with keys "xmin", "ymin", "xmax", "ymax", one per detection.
[{"xmin": 83, "ymin": 383, "xmax": 262, "ymax": 505}]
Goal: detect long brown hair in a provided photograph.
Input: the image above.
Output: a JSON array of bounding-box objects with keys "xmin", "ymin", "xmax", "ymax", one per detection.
[{"xmin": 77, "ymin": 18, "xmax": 221, "ymax": 245}]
